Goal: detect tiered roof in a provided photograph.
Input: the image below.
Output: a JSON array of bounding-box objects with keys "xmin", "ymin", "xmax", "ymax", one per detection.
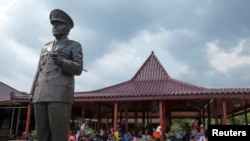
[
  {"xmin": 0, "ymin": 81, "xmax": 27, "ymax": 104},
  {"xmin": 74, "ymin": 51, "xmax": 250, "ymax": 102},
  {"xmin": 1, "ymin": 51, "xmax": 250, "ymax": 103}
]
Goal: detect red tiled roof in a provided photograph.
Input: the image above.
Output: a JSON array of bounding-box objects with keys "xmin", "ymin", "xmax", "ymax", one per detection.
[
  {"xmin": 8, "ymin": 51, "xmax": 250, "ymax": 102},
  {"xmin": 74, "ymin": 51, "xmax": 250, "ymax": 101},
  {"xmin": 131, "ymin": 51, "xmax": 170, "ymax": 80},
  {"xmin": 0, "ymin": 81, "xmax": 27, "ymax": 103}
]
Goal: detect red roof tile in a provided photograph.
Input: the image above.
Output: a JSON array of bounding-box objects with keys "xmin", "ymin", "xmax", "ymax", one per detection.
[
  {"xmin": 131, "ymin": 51, "xmax": 170, "ymax": 80},
  {"xmin": 9, "ymin": 51, "xmax": 250, "ymax": 102},
  {"xmin": 0, "ymin": 81, "xmax": 27, "ymax": 103},
  {"xmin": 74, "ymin": 51, "xmax": 250, "ymax": 101}
]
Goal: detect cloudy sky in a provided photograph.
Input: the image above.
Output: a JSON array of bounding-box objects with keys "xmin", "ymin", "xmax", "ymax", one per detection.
[{"xmin": 1, "ymin": 0, "xmax": 250, "ymax": 93}]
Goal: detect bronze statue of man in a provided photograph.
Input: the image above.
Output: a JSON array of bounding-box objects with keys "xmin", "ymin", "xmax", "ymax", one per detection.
[{"xmin": 30, "ymin": 9, "xmax": 83, "ymax": 141}]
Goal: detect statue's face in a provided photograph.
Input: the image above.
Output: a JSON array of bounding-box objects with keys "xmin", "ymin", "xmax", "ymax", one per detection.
[{"xmin": 51, "ymin": 21, "xmax": 70, "ymax": 38}]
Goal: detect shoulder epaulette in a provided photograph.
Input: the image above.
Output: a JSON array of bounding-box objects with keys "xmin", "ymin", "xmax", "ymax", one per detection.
[{"xmin": 66, "ymin": 40, "xmax": 81, "ymax": 46}]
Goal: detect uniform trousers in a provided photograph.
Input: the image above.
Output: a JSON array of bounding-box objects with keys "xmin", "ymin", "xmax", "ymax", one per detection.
[{"xmin": 34, "ymin": 102, "xmax": 72, "ymax": 141}]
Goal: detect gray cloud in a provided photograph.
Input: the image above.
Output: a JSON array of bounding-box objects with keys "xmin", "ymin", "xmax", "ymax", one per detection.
[{"xmin": 1, "ymin": 0, "xmax": 250, "ymax": 92}]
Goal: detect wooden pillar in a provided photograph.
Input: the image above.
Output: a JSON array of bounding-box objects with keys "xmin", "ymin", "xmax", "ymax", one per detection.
[
  {"xmin": 207, "ymin": 102, "xmax": 211, "ymax": 125},
  {"xmin": 165, "ymin": 101, "xmax": 171, "ymax": 132},
  {"xmin": 97, "ymin": 104, "xmax": 101, "ymax": 130},
  {"xmin": 159, "ymin": 100, "xmax": 164, "ymax": 141},
  {"xmin": 106, "ymin": 117, "xmax": 109, "ymax": 132},
  {"xmin": 25, "ymin": 104, "xmax": 32, "ymax": 139},
  {"xmin": 199, "ymin": 110, "xmax": 202, "ymax": 118},
  {"xmin": 150, "ymin": 113, "xmax": 152, "ymax": 126},
  {"xmin": 15, "ymin": 108, "xmax": 21, "ymax": 137},
  {"xmin": 120, "ymin": 110, "xmax": 123, "ymax": 124},
  {"xmin": 134, "ymin": 102, "xmax": 138, "ymax": 127},
  {"xmin": 71, "ymin": 116, "xmax": 75, "ymax": 131},
  {"xmin": 162, "ymin": 101, "xmax": 166, "ymax": 134},
  {"xmin": 112, "ymin": 108, "xmax": 114, "ymax": 126},
  {"xmin": 142, "ymin": 102, "xmax": 145, "ymax": 129},
  {"xmin": 147, "ymin": 103, "xmax": 149, "ymax": 127},
  {"xmin": 213, "ymin": 99, "xmax": 219, "ymax": 124},
  {"xmin": 125, "ymin": 103, "xmax": 128, "ymax": 132},
  {"xmin": 113, "ymin": 101, "xmax": 118, "ymax": 132},
  {"xmin": 9, "ymin": 108, "xmax": 15, "ymax": 136},
  {"xmin": 202, "ymin": 108, "xmax": 205, "ymax": 126},
  {"xmin": 81, "ymin": 102, "xmax": 85, "ymax": 124},
  {"xmin": 222, "ymin": 99, "xmax": 227, "ymax": 125}
]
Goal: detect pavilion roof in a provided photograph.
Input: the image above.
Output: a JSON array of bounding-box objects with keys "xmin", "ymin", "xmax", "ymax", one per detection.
[
  {"xmin": 3, "ymin": 51, "xmax": 250, "ymax": 102},
  {"xmin": 74, "ymin": 51, "xmax": 250, "ymax": 101},
  {"xmin": 3, "ymin": 51, "xmax": 250, "ymax": 119},
  {"xmin": 0, "ymin": 81, "xmax": 27, "ymax": 104}
]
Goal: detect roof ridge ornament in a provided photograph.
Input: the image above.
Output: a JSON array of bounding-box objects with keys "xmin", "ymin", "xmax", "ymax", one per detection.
[{"xmin": 9, "ymin": 91, "xmax": 16, "ymax": 99}]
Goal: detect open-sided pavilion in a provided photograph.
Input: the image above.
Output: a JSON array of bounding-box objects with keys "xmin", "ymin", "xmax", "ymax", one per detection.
[{"xmin": 1, "ymin": 51, "xmax": 250, "ymax": 140}]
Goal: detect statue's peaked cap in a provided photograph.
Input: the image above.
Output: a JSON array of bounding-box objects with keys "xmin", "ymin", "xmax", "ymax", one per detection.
[{"xmin": 49, "ymin": 9, "xmax": 74, "ymax": 29}]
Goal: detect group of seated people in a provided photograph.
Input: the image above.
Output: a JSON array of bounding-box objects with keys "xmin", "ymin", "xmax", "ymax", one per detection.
[
  {"xmin": 68, "ymin": 118, "xmax": 209, "ymax": 141},
  {"xmin": 68, "ymin": 125, "xmax": 163, "ymax": 141}
]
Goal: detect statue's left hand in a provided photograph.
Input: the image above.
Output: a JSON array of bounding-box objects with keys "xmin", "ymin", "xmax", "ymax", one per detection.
[{"xmin": 51, "ymin": 54, "xmax": 62, "ymax": 66}]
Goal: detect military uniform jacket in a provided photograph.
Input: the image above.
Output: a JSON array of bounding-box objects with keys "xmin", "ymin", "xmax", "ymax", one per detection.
[{"xmin": 30, "ymin": 38, "xmax": 83, "ymax": 104}]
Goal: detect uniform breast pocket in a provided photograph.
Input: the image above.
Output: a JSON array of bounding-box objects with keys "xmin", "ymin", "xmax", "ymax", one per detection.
[{"xmin": 56, "ymin": 49, "xmax": 71, "ymax": 59}]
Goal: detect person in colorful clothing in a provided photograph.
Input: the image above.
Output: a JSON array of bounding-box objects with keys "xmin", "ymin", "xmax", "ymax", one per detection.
[
  {"xmin": 123, "ymin": 131, "xmax": 133, "ymax": 141},
  {"xmin": 191, "ymin": 117, "xmax": 201, "ymax": 138},
  {"xmin": 114, "ymin": 130, "xmax": 119, "ymax": 141},
  {"xmin": 153, "ymin": 126, "xmax": 161, "ymax": 141},
  {"xmin": 198, "ymin": 125, "xmax": 206, "ymax": 141}
]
